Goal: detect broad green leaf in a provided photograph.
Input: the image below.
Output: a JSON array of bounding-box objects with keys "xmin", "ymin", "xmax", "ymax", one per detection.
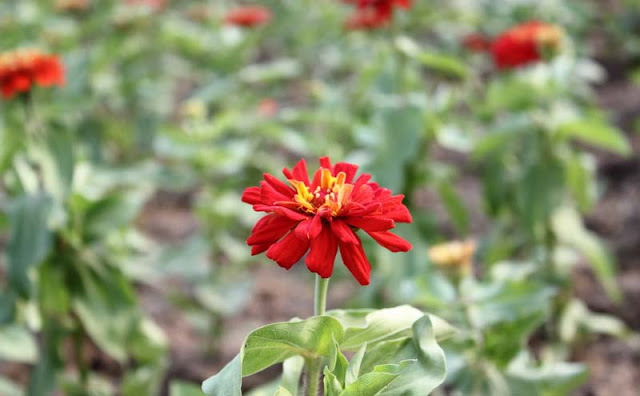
[
  {"xmin": 559, "ymin": 299, "xmax": 628, "ymax": 343},
  {"xmin": 355, "ymin": 315, "xmax": 447, "ymax": 395},
  {"xmin": 202, "ymin": 316, "xmax": 344, "ymax": 396},
  {"xmin": 341, "ymin": 362, "xmax": 409, "ymax": 395},
  {"xmin": 83, "ymin": 191, "xmax": 146, "ymax": 241},
  {"xmin": 0, "ymin": 324, "xmax": 37, "ymax": 363},
  {"xmin": 7, "ymin": 194, "xmax": 52, "ymax": 297},
  {"xmin": 395, "ymin": 36, "xmax": 467, "ymax": 78},
  {"xmin": 552, "ymin": 207, "xmax": 621, "ymax": 302},
  {"xmin": 506, "ymin": 352, "xmax": 587, "ymax": 396},
  {"xmin": 346, "ymin": 344, "xmax": 367, "ymax": 385},
  {"xmin": 202, "ymin": 355, "xmax": 242, "ymax": 396},
  {"xmin": 32, "ymin": 127, "xmax": 75, "ymax": 201},
  {"xmin": 327, "ymin": 306, "xmax": 456, "ymax": 351},
  {"xmin": 324, "ymin": 368, "xmax": 344, "ymax": 396},
  {"xmin": 557, "ymin": 119, "xmax": 631, "ymax": 156}
]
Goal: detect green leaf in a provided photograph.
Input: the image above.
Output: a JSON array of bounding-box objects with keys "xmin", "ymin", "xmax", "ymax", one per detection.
[
  {"xmin": 395, "ymin": 36, "xmax": 467, "ymax": 78},
  {"xmin": 32, "ymin": 126, "xmax": 75, "ymax": 201},
  {"xmin": 7, "ymin": 194, "xmax": 52, "ymax": 297},
  {"xmin": 341, "ymin": 362, "xmax": 408, "ymax": 395},
  {"xmin": 557, "ymin": 119, "xmax": 631, "ymax": 156},
  {"xmin": 355, "ymin": 315, "xmax": 447, "ymax": 395},
  {"xmin": 0, "ymin": 324, "xmax": 37, "ymax": 363},
  {"xmin": 202, "ymin": 316, "xmax": 345, "ymax": 396},
  {"xmin": 506, "ymin": 352, "xmax": 588, "ymax": 396},
  {"xmin": 83, "ymin": 191, "xmax": 145, "ymax": 241},
  {"xmin": 346, "ymin": 344, "xmax": 367, "ymax": 385},
  {"xmin": 552, "ymin": 207, "xmax": 621, "ymax": 302},
  {"xmin": 327, "ymin": 305, "xmax": 456, "ymax": 351},
  {"xmin": 324, "ymin": 367, "xmax": 344, "ymax": 396}
]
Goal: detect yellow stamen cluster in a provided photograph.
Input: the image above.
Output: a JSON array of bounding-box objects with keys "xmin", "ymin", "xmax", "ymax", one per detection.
[{"xmin": 289, "ymin": 169, "xmax": 353, "ymax": 216}]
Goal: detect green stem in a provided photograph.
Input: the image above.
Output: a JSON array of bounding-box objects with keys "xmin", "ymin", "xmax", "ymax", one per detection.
[
  {"xmin": 304, "ymin": 275, "xmax": 330, "ymax": 396},
  {"xmin": 314, "ymin": 275, "xmax": 329, "ymax": 316},
  {"xmin": 304, "ymin": 358, "xmax": 321, "ymax": 396}
]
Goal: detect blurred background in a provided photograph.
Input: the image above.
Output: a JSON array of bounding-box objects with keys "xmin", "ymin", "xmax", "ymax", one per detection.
[{"xmin": 0, "ymin": 0, "xmax": 639, "ymax": 395}]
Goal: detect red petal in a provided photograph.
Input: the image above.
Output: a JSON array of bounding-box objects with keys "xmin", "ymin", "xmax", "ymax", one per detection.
[
  {"xmin": 346, "ymin": 216, "xmax": 395, "ymax": 232},
  {"xmin": 242, "ymin": 186, "xmax": 262, "ymax": 205},
  {"xmin": 282, "ymin": 158, "xmax": 309, "ymax": 185},
  {"xmin": 330, "ymin": 220, "xmax": 358, "ymax": 244},
  {"xmin": 319, "ymin": 156, "xmax": 332, "ymax": 169},
  {"xmin": 334, "ymin": 162, "xmax": 358, "ymax": 182},
  {"xmin": 252, "ymin": 205, "xmax": 308, "ymax": 221},
  {"xmin": 339, "ymin": 236, "xmax": 371, "ymax": 285},
  {"xmin": 263, "ymin": 173, "xmax": 295, "ymax": 197},
  {"xmin": 251, "ymin": 243, "xmax": 271, "ymax": 255},
  {"xmin": 295, "ymin": 215, "xmax": 323, "ymax": 240},
  {"xmin": 266, "ymin": 231, "xmax": 310, "ymax": 269},
  {"xmin": 305, "ymin": 225, "xmax": 338, "ymax": 278},
  {"xmin": 367, "ymin": 231, "xmax": 412, "ymax": 252},
  {"xmin": 247, "ymin": 214, "xmax": 297, "ymax": 246}
]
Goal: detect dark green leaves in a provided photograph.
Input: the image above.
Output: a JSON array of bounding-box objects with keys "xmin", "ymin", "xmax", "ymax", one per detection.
[{"xmin": 7, "ymin": 194, "xmax": 52, "ymax": 297}]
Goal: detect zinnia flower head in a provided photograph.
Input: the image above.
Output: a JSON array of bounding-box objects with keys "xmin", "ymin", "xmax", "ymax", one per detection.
[
  {"xmin": 224, "ymin": 6, "xmax": 272, "ymax": 28},
  {"xmin": 428, "ymin": 240, "xmax": 476, "ymax": 276},
  {"xmin": 242, "ymin": 157, "xmax": 413, "ymax": 285},
  {"xmin": 343, "ymin": 0, "xmax": 412, "ymax": 30},
  {"xmin": 491, "ymin": 21, "xmax": 563, "ymax": 69},
  {"xmin": 0, "ymin": 49, "xmax": 65, "ymax": 99}
]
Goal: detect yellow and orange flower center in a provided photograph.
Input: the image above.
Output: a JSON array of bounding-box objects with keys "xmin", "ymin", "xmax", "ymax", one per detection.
[
  {"xmin": 289, "ymin": 169, "xmax": 353, "ymax": 217},
  {"xmin": 535, "ymin": 25, "xmax": 563, "ymax": 50}
]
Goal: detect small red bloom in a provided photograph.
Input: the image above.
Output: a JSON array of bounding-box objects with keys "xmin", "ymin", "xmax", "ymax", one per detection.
[
  {"xmin": 343, "ymin": 0, "xmax": 411, "ymax": 30},
  {"xmin": 224, "ymin": 6, "xmax": 272, "ymax": 28},
  {"xmin": 243, "ymin": 157, "xmax": 412, "ymax": 285},
  {"xmin": 0, "ymin": 49, "xmax": 65, "ymax": 99},
  {"xmin": 491, "ymin": 21, "xmax": 563, "ymax": 69},
  {"xmin": 257, "ymin": 98, "xmax": 279, "ymax": 118},
  {"xmin": 461, "ymin": 33, "xmax": 492, "ymax": 53}
]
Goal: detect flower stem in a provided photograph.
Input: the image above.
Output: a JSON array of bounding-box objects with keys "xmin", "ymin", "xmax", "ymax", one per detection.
[
  {"xmin": 314, "ymin": 275, "xmax": 329, "ymax": 316},
  {"xmin": 304, "ymin": 357, "xmax": 321, "ymax": 396},
  {"xmin": 304, "ymin": 275, "xmax": 330, "ymax": 396}
]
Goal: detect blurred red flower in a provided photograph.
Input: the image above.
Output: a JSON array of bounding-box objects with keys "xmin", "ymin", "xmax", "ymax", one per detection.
[
  {"xmin": 344, "ymin": 0, "xmax": 412, "ymax": 30},
  {"xmin": 257, "ymin": 98, "xmax": 279, "ymax": 117},
  {"xmin": 491, "ymin": 21, "xmax": 563, "ymax": 69},
  {"xmin": 461, "ymin": 33, "xmax": 492, "ymax": 52},
  {"xmin": 0, "ymin": 49, "xmax": 65, "ymax": 99},
  {"xmin": 224, "ymin": 6, "xmax": 272, "ymax": 28},
  {"xmin": 243, "ymin": 157, "xmax": 412, "ymax": 285}
]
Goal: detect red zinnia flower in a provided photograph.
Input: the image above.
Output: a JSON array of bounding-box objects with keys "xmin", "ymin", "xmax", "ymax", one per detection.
[
  {"xmin": 242, "ymin": 157, "xmax": 412, "ymax": 285},
  {"xmin": 224, "ymin": 6, "xmax": 272, "ymax": 28},
  {"xmin": 0, "ymin": 49, "xmax": 65, "ymax": 99},
  {"xmin": 343, "ymin": 0, "xmax": 411, "ymax": 29},
  {"xmin": 491, "ymin": 21, "xmax": 563, "ymax": 69},
  {"xmin": 461, "ymin": 33, "xmax": 492, "ymax": 53}
]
